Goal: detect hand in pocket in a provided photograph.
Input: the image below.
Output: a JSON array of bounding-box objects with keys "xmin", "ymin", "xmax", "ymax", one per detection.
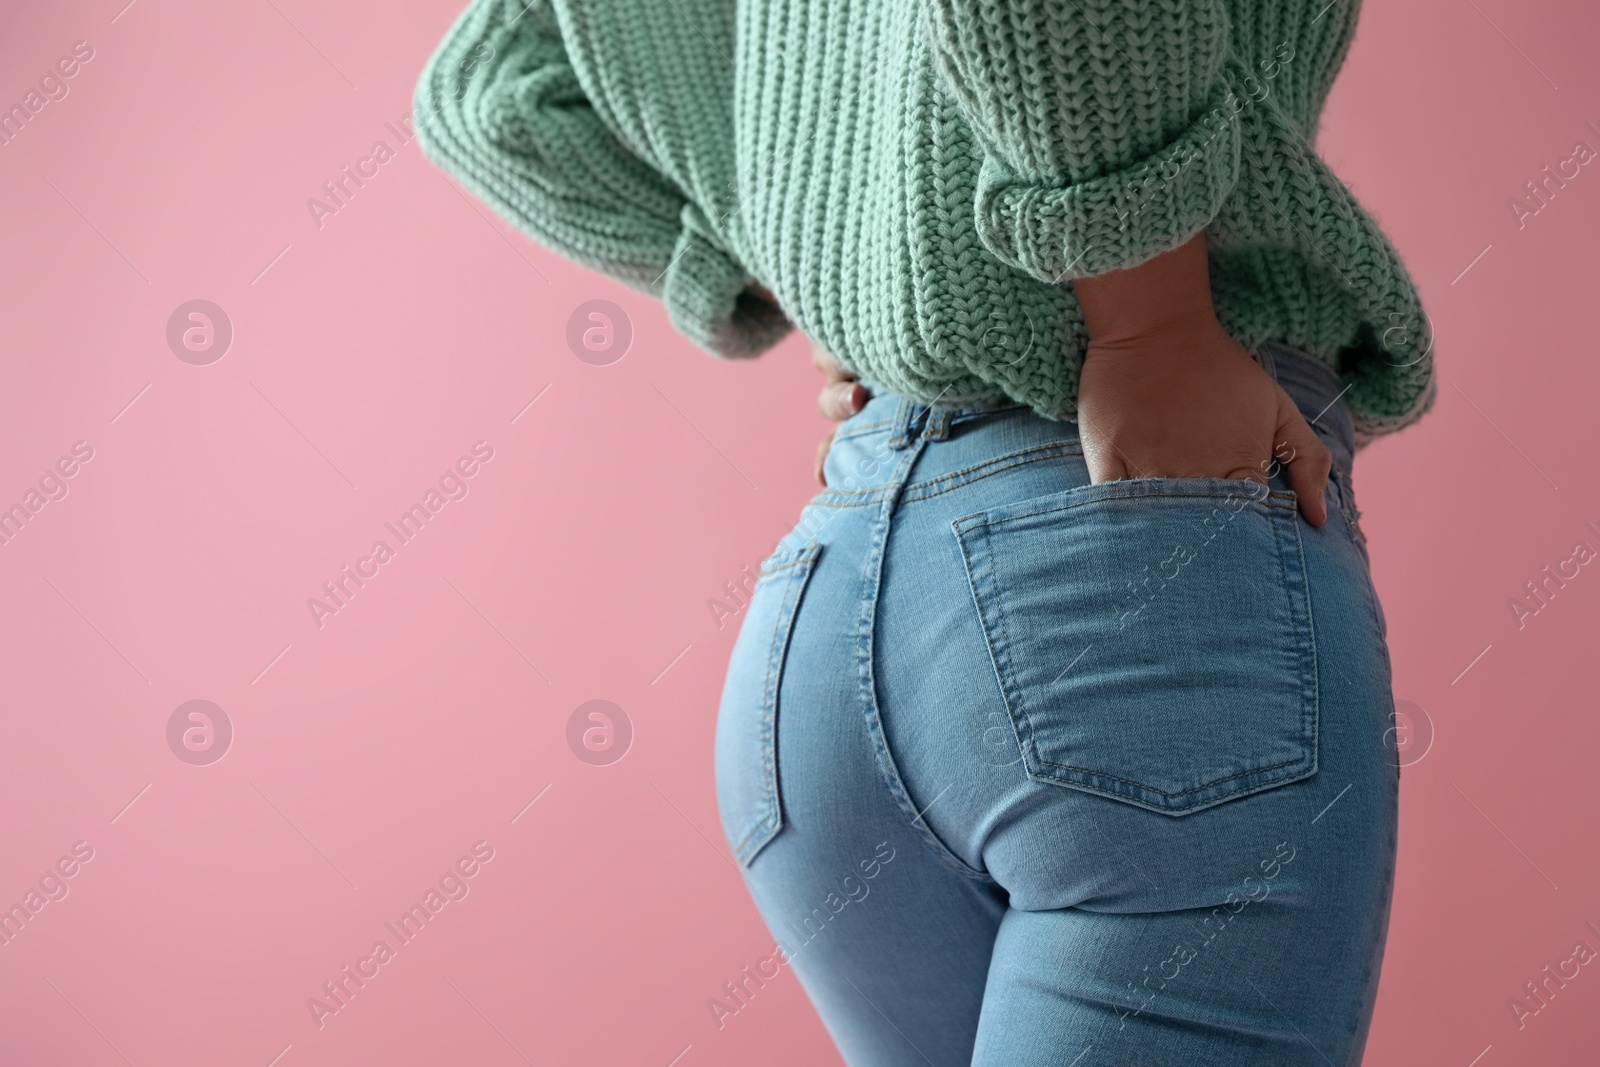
[
  {"xmin": 1076, "ymin": 316, "xmax": 1332, "ymax": 526},
  {"xmin": 1072, "ymin": 232, "xmax": 1333, "ymax": 526}
]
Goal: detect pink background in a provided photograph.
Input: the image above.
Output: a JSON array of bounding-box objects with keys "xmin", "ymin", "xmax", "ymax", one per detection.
[{"xmin": 1, "ymin": 1, "xmax": 1598, "ymax": 1064}]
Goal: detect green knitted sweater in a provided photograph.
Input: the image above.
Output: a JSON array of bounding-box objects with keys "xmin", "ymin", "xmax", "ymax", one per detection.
[{"xmin": 415, "ymin": 0, "xmax": 1435, "ymax": 439}]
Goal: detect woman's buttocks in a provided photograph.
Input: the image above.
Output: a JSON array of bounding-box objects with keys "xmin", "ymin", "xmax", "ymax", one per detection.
[{"xmin": 862, "ymin": 394, "xmax": 1396, "ymax": 914}]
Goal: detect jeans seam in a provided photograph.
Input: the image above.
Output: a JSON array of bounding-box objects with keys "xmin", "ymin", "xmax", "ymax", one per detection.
[
  {"xmin": 898, "ymin": 443, "xmax": 1085, "ymax": 500},
  {"xmin": 757, "ymin": 556, "xmax": 814, "ymax": 579},
  {"xmin": 820, "ymin": 441, "xmax": 1085, "ymax": 503},
  {"xmin": 831, "ymin": 419, "xmax": 897, "ymax": 444},
  {"xmin": 1278, "ymin": 491, "xmax": 1322, "ymax": 790},
  {"xmin": 974, "ymin": 485, "xmax": 1299, "ymax": 527},
  {"xmin": 961, "ymin": 502, "xmax": 1318, "ymax": 814},
  {"xmin": 1325, "ymin": 756, "xmax": 1399, "ymax": 1057},
  {"xmin": 812, "ymin": 486, "xmax": 895, "ymax": 505},
  {"xmin": 806, "ymin": 497, "xmax": 885, "ymax": 510},
  {"xmin": 856, "ymin": 429, "xmax": 994, "ymax": 886},
  {"xmin": 1331, "ymin": 462, "xmax": 1361, "ymax": 536},
  {"xmin": 1027, "ymin": 752, "xmax": 1314, "ymax": 798},
  {"xmin": 734, "ymin": 543, "xmax": 821, "ymax": 866}
]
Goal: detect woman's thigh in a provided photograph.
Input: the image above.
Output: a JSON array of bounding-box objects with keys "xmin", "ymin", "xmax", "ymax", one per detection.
[
  {"xmin": 874, "ymin": 434, "xmax": 1399, "ymax": 1065},
  {"xmin": 712, "ymin": 481, "xmax": 1008, "ymax": 1066}
]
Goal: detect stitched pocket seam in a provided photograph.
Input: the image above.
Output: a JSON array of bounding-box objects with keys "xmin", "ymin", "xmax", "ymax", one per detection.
[
  {"xmin": 729, "ymin": 541, "xmax": 821, "ymax": 865},
  {"xmin": 954, "ymin": 483, "xmax": 1318, "ymax": 816}
]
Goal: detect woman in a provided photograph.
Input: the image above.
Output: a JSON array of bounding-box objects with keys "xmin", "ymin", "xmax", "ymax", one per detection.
[{"xmin": 417, "ymin": 0, "xmax": 1434, "ymax": 1063}]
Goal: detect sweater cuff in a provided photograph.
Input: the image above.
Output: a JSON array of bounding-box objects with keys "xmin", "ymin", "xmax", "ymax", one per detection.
[
  {"xmin": 973, "ymin": 79, "xmax": 1243, "ymax": 283},
  {"xmin": 663, "ymin": 204, "xmax": 792, "ymax": 360}
]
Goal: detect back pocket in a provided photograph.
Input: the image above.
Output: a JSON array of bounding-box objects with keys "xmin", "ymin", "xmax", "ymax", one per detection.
[
  {"xmin": 952, "ymin": 478, "xmax": 1317, "ymax": 816},
  {"xmin": 714, "ymin": 540, "xmax": 821, "ymax": 865}
]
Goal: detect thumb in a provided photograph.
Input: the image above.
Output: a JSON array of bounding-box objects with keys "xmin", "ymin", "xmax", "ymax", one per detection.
[
  {"xmin": 1274, "ymin": 393, "xmax": 1332, "ymax": 527},
  {"xmin": 1081, "ymin": 436, "xmax": 1131, "ymax": 485},
  {"xmin": 1076, "ymin": 406, "xmax": 1131, "ymax": 484}
]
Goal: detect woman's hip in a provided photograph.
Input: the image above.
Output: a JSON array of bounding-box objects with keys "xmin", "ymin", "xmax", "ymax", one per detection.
[{"xmin": 717, "ymin": 341, "xmax": 1393, "ymax": 892}]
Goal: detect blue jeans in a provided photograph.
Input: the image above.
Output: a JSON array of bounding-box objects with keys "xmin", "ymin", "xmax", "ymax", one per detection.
[{"xmin": 714, "ymin": 343, "xmax": 1399, "ymax": 1066}]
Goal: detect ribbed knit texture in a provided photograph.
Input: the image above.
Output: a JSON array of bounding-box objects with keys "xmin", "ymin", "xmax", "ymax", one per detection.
[{"xmin": 416, "ymin": 0, "xmax": 1435, "ymax": 440}]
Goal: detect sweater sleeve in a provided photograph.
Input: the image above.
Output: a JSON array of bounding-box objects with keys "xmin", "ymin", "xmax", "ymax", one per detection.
[
  {"xmin": 922, "ymin": 0, "xmax": 1243, "ymax": 282},
  {"xmin": 414, "ymin": 0, "xmax": 789, "ymax": 358}
]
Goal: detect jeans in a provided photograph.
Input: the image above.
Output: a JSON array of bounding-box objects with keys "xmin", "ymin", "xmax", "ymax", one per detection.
[{"xmin": 713, "ymin": 343, "xmax": 1399, "ymax": 1066}]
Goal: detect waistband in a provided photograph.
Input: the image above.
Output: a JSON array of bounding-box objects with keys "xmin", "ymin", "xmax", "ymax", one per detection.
[{"xmin": 867, "ymin": 341, "xmax": 1355, "ymax": 466}]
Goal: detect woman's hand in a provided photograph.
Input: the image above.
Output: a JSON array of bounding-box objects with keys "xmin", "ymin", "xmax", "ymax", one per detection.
[
  {"xmin": 811, "ymin": 342, "xmax": 870, "ymax": 486},
  {"xmin": 1076, "ymin": 314, "xmax": 1331, "ymax": 525},
  {"xmin": 745, "ymin": 284, "xmax": 873, "ymax": 486},
  {"xmin": 1072, "ymin": 235, "xmax": 1332, "ymax": 526}
]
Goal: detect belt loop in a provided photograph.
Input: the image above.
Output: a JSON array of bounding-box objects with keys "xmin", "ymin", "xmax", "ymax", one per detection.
[
  {"xmin": 925, "ymin": 405, "xmax": 954, "ymax": 441},
  {"xmin": 888, "ymin": 398, "xmax": 921, "ymax": 450}
]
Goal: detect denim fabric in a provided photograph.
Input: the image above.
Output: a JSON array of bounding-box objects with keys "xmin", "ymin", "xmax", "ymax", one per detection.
[{"xmin": 713, "ymin": 343, "xmax": 1399, "ymax": 1066}]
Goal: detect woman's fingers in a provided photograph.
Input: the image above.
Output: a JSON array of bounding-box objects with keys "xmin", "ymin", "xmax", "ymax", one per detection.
[
  {"xmin": 814, "ymin": 340, "xmax": 869, "ymax": 420},
  {"xmin": 1078, "ymin": 426, "xmax": 1131, "ymax": 484},
  {"xmin": 820, "ymin": 379, "xmax": 867, "ymax": 421},
  {"xmin": 811, "ymin": 340, "xmax": 870, "ymax": 483},
  {"xmin": 1274, "ymin": 392, "xmax": 1333, "ymax": 527}
]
